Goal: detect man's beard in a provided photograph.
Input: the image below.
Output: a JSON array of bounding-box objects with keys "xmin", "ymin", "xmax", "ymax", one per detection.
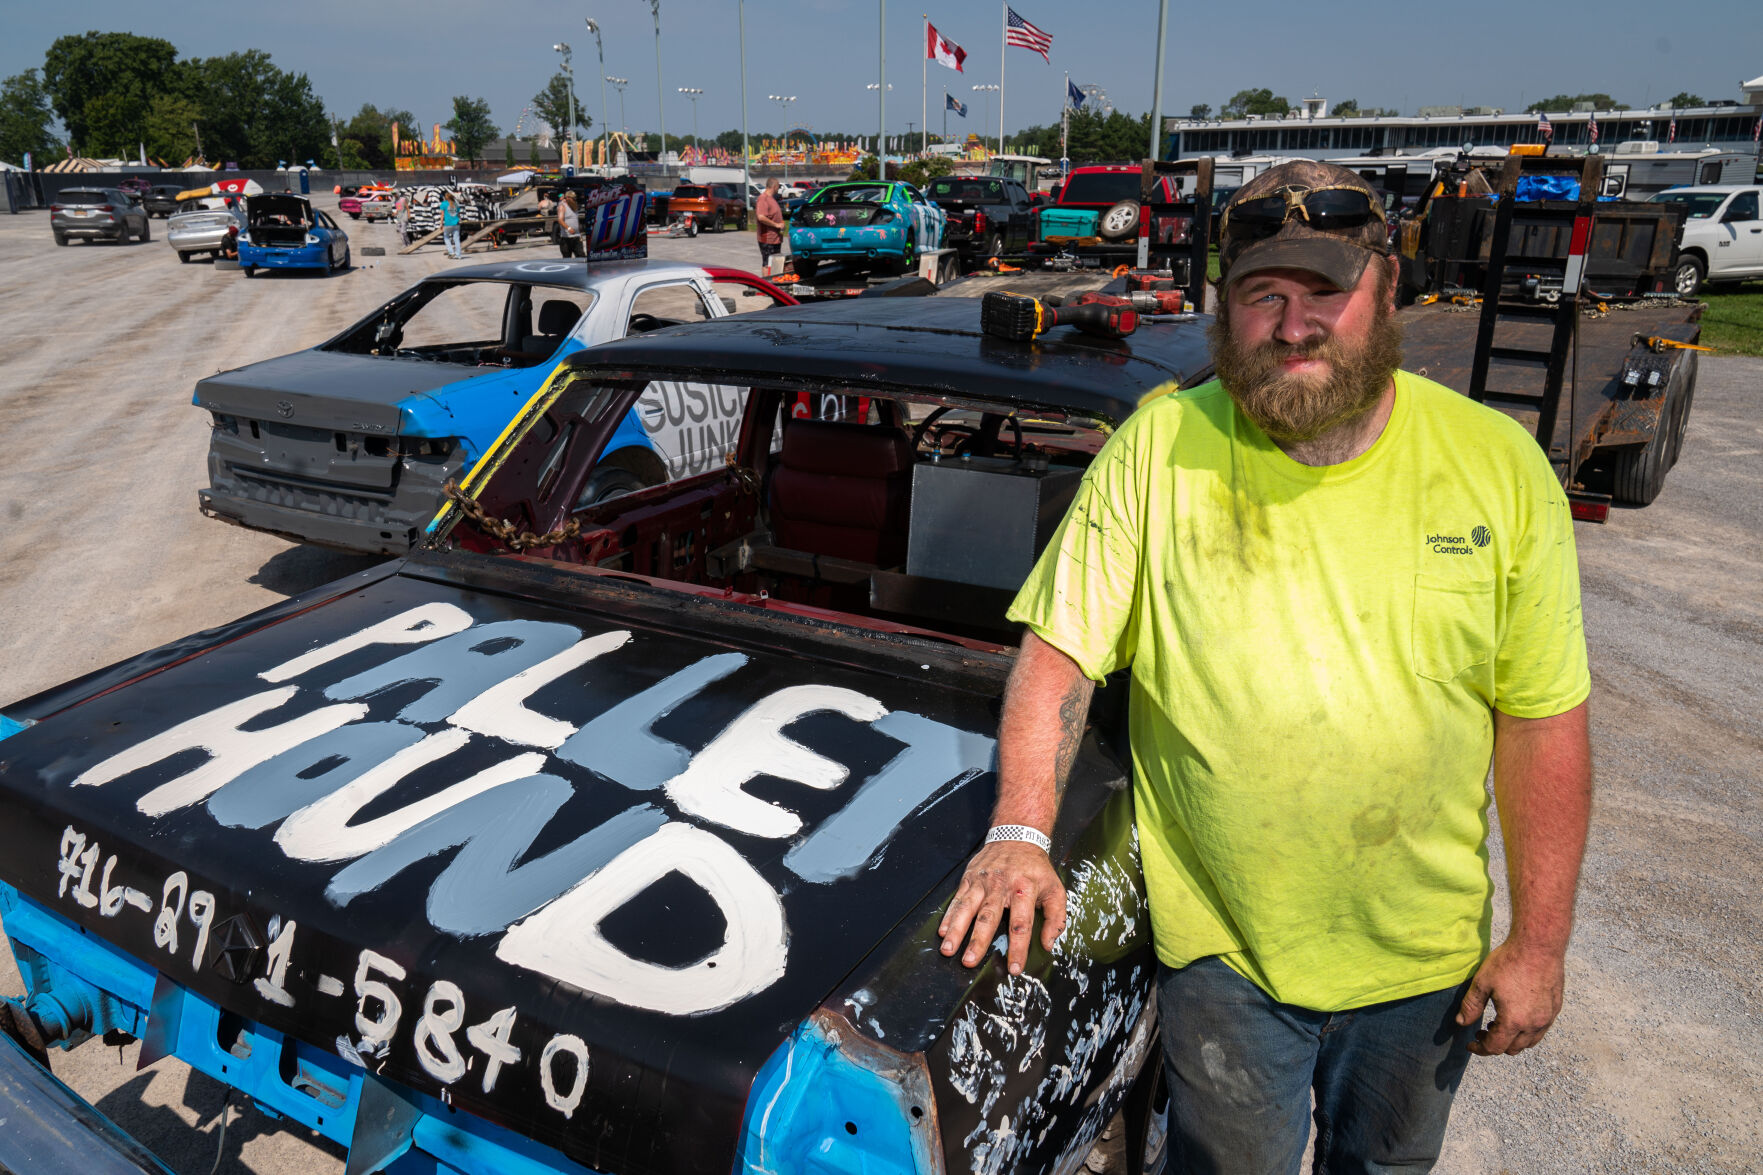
[{"xmin": 1208, "ymin": 299, "xmax": 1404, "ymax": 444}]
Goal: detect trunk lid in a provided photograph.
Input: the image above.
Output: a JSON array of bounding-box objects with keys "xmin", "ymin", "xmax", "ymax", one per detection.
[
  {"xmin": 0, "ymin": 554, "xmax": 1001, "ymax": 1175},
  {"xmin": 195, "ymin": 351, "xmax": 478, "ymax": 436}
]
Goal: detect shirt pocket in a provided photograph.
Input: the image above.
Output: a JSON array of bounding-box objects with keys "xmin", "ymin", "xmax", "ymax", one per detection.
[{"xmin": 1412, "ymin": 573, "xmax": 1496, "ymax": 683}]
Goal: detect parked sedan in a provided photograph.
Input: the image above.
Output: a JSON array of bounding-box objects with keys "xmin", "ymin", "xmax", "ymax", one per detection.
[
  {"xmin": 788, "ymin": 179, "xmax": 946, "ymax": 279},
  {"xmin": 237, "ymin": 194, "xmax": 350, "ymax": 276},
  {"xmin": 167, "ymin": 199, "xmax": 243, "ymax": 262},
  {"xmin": 48, "ymin": 187, "xmax": 151, "ymax": 246}
]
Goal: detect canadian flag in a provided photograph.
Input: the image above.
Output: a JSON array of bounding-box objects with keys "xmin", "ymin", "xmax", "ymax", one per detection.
[{"xmin": 927, "ymin": 23, "xmax": 966, "ymax": 71}]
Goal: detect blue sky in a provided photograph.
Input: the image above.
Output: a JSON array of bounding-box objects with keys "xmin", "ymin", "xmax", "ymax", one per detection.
[{"xmin": 6, "ymin": 0, "xmax": 1761, "ymax": 141}]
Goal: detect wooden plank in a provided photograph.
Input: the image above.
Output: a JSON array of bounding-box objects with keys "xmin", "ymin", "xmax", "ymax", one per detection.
[
  {"xmin": 462, "ymin": 216, "xmax": 550, "ymax": 253},
  {"xmin": 399, "ymin": 226, "xmax": 442, "ymax": 255}
]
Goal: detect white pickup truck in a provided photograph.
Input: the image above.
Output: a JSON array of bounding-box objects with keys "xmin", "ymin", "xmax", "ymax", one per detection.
[{"xmin": 1650, "ymin": 184, "xmax": 1763, "ymax": 296}]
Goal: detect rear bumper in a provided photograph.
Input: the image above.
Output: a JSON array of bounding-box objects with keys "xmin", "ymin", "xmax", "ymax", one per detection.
[
  {"xmin": 168, "ymin": 227, "xmax": 231, "ymax": 252},
  {"xmin": 238, "ymin": 244, "xmax": 328, "ymax": 269},
  {"xmin": 0, "ymin": 1031, "xmax": 176, "ymax": 1175},
  {"xmin": 198, "ymin": 485, "xmax": 430, "ymax": 555},
  {"xmin": 53, "ymin": 219, "xmax": 122, "ymax": 237}
]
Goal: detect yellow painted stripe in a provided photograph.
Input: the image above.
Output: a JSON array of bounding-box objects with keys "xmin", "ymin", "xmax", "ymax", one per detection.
[{"xmin": 421, "ymin": 360, "xmax": 580, "ymax": 541}]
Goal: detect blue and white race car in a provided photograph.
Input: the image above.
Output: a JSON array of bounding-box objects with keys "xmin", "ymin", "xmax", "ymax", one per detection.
[
  {"xmin": 195, "ymin": 257, "xmax": 798, "ymax": 554},
  {"xmin": 237, "ymin": 194, "xmax": 351, "ymax": 276},
  {"xmin": 788, "ymin": 180, "xmax": 946, "ymax": 280}
]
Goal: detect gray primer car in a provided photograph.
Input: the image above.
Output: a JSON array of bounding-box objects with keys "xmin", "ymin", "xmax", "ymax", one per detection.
[
  {"xmin": 50, "ymin": 187, "xmax": 151, "ymax": 246},
  {"xmin": 167, "ymin": 199, "xmax": 243, "ymax": 262}
]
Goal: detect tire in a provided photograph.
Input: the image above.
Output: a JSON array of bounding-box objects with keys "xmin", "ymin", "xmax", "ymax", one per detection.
[
  {"xmin": 1121, "ymin": 1049, "xmax": 1170, "ymax": 1175},
  {"xmin": 712, "ymin": 211, "xmax": 725, "ymax": 233},
  {"xmin": 177, "ymin": 250, "xmax": 192, "ymax": 263},
  {"xmin": 53, "ymin": 233, "xmax": 66, "ymax": 247},
  {"xmin": 739, "ymin": 211, "xmax": 749, "ymax": 231},
  {"xmin": 139, "ymin": 219, "xmax": 151, "ymax": 242},
  {"xmin": 349, "ymin": 212, "xmax": 362, "ymax": 220},
  {"xmin": 578, "ymin": 465, "xmax": 647, "ymax": 507},
  {"xmin": 242, "ymin": 264, "xmax": 256, "ymax": 277},
  {"xmin": 793, "ymin": 256, "xmax": 819, "ymax": 281},
  {"xmin": 1671, "ymin": 254, "xmax": 1705, "ymax": 299},
  {"xmin": 1666, "ymin": 350, "xmax": 1697, "ymax": 469},
  {"xmin": 1610, "ymin": 381, "xmax": 1681, "ymax": 506},
  {"xmin": 340, "ymin": 245, "xmax": 351, "ymax": 271},
  {"xmin": 898, "ymin": 232, "xmax": 918, "ymax": 275},
  {"xmin": 1098, "ymin": 200, "xmax": 1141, "ymax": 241}
]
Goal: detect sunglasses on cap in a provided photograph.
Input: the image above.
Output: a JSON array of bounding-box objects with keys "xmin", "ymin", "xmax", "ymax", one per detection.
[{"xmin": 1221, "ymin": 184, "xmax": 1386, "ymax": 240}]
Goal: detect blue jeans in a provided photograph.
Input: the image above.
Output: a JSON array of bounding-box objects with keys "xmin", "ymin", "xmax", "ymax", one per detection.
[
  {"xmin": 1158, "ymin": 957, "xmax": 1476, "ymax": 1175},
  {"xmin": 443, "ymin": 224, "xmax": 462, "ymax": 258}
]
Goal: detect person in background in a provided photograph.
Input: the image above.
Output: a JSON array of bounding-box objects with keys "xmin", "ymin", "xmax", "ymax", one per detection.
[
  {"xmin": 393, "ymin": 192, "xmax": 409, "ymax": 248},
  {"xmin": 755, "ymin": 177, "xmax": 786, "ymax": 272},
  {"xmin": 557, "ymin": 192, "xmax": 582, "ymax": 259},
  {"xmin": 440, "ymin": 192, "xmax": 463, "ymax": 260}
]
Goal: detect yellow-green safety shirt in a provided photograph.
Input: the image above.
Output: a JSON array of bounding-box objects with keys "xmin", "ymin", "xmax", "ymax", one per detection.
[{"xmin": 1007, "ymin": 371, "xmax": 1590, "ymax": 1011}]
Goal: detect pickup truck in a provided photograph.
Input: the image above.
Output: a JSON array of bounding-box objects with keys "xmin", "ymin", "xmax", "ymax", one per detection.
[
  {"xmin": 1025, "ymin": 166, "xmax": 1186, "ymax": 270},
  {"xmin": 1648, "ymin": 184, "xmax": 1763, "ymax": 296},
  {"xmin": 923, "ymin": 175, "xmax": 1036, "ymax": 266},
  {"xmin": 0, "ymin": 289, "xmax": 1219, "ymax": 1175}
]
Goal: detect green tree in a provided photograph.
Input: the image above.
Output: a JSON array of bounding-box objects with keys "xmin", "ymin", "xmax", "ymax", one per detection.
[
  {"xmin": 1526, "ymin": 93, "xmax": 1621, "ymax": 113},
  {"xmin": 527, "ymin": 137, "xmax": 540, "ymax": 166},
  {"xmin": 0, "ymin": 69, "xmax": 61, "ymax": 166},
  {"xmin": 337, "ymin": 138, "xmax": 373, "ymax": 169},
  {"xmin": 715, "ymin": 128, "xmax": 746, "ymax": 152},
  {"xmin": 1665, "ymin": 91, "xmax": 1704, "ymax": 108},
  {"xmin": 848, "ymin": 154, "xmax": 879, "ymax": 180},
  {"xmin": 142, "ymin": 91, "xmax": 201, "ymax": 161},
  {"xmin": 184, "ymin": 51, "xmax": 329, "ymax": 167},
  {"xmin": 338, "ymin": 104, "xmax": 411, "ymax": 169},
  {"xmin": 895, "ymin": 155, "xmax": 955, "ymax": 187},
  {"xmin": 41, "ymin": 31, "xmax": 180, "ymax": 154},
  {"xmin": 532, "ymin": 72, "xmax": 588, "ymax": 140},
  {"xmin": 445, "ymin": 95, "xmax": 497, "ymax": 164},
  {"xmin": 1188, "ymin": 103, "xmax": 1211, "ymax": 119},
  {"xmin": 1221, "ymin": 88, "xmax": 1289, "ymax": 119},
  {"xmin": 1331, "ymin": 98, "xmax": 1360, "ymax": 117}
]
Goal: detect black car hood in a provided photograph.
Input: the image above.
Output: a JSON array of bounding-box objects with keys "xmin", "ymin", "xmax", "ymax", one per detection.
[
  {"xmin": 194, "ymin": 351, "xmax": 478, "ymax": 434},
  {"xmin": 0, "ymin": 555, "xmax": 1000, "ymax": 1174}
]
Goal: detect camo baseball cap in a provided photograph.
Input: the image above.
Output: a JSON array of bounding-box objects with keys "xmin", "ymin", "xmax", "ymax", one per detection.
[{"xmin": 1217, "ymin": 160, "xmax": 1390, "ymax": 291}]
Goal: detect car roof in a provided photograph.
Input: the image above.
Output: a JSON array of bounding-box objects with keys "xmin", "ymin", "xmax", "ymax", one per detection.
[
  {"xmin": 557, "ymin": 293, "xmax": 1213, "ymax": 424},
  {"xmin": 1657, "ymin": 184, "xmax": 1762, "ymax": 194},
  {"xmin": 422, "ymin": 257, "xmax": 709, "ymax": 292}
]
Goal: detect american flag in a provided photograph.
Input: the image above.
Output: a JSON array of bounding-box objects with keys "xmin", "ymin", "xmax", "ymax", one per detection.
[
  {"xmin": 1668, "ymin": 113, "xmax": 1677, "ymax": 143},
  {"xmin": 1006, "ymin": 8, "xmax": 1052, "ymax": 62},
  {"xmin": 1537, "ymin": 110, "xmax": 1553, "ymax": 142},
  {"xmin": 1588, "ymin": 109, "xmax": 1598, "ymax": 145}
]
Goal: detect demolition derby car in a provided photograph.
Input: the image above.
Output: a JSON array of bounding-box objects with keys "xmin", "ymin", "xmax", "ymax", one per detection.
[
  {"xmin": 788, "ymin": 179, "xmax": 947, "ymax": 280},
  {"xmin": 236, "ymin": 193, "xmax": 352, "ymax": 276},
  {"xmin": 0, "ymin": 288, "xmax": 1219, "ymax": 1175},
  {"xmin": 196, "ymin": 255, "xmax": 795, "ymax": 555}
]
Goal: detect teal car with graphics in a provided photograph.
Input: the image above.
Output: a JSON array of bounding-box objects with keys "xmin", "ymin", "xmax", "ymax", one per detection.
[{"xmin": 788, "ymin": 180, "xmax": 946, "ymax": 280}]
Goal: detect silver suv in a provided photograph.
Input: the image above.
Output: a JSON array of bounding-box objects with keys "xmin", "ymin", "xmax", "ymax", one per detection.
[{"xmin": 50, "ymin": 187, "xmax": 152, "ymax": 246}]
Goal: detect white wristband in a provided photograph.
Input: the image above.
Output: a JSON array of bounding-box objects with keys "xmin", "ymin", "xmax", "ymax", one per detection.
[{"xmin": 985, "ymin": 824, "xmax": 1051, "ymax": 854}]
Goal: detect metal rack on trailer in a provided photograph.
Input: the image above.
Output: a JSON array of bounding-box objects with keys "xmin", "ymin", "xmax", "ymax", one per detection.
[{"xmin": 1397, "ymin": 152, "xmax": 1704, "ymax": 518}]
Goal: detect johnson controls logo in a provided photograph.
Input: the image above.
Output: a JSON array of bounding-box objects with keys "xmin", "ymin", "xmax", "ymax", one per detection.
[{"xmin": 1428, "ymin": 525, "xmax": 1491, "ymax": 556}]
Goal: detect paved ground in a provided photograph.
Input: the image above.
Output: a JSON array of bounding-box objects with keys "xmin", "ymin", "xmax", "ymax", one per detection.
[{"xmin": 0, "ymin": 196, "xmax": 1758, "ymax": 1173}]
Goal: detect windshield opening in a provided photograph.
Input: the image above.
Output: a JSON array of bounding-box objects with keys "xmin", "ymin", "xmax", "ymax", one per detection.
[
  {"xmin": 1061, "ymin": 173, "xmax": 1141, "ymax": 204},
  {"xmin": 928, "ymin": 178, "xmax": 1005, "ymax": 202},
  {"xmin": 815, "ymin": 184, "xmax": 890, "ymax": 205},
  {"xmin": 1649, "ymin": 191, "xmax": 1728, "ymax": 219}
]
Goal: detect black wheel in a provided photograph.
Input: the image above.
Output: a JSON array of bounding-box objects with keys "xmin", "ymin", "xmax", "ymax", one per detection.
[
  {"xmin": 242, "ymin": 264, "xmax": 256, "ymax": 277},
  {"xmin": 739, "ymin": 211, "xmax": 749, "ymax": 231},
  {"xmin": 1121, "ymin": 1048, "xmax": 1170, "ymax": 1175},
  {"xmin": 1610, "ymin": 379, "xmax": 1683, "ymax": 506},
  {"xmin": 139, "ymin": 219, "xmax": 151, "ymax": 242},
  {"xmin": 1666, "ymin": 350, "xmax": 1697, "ymax": 469},
  {"xmin": 578, "ymin": 465, "xmax": 647, "ymax": 507},
  {"xmin": 793, "ymin": 256, "xmax": 819, "ymax": 281},
  {"xmin": 177, "ymin": 250, "xmax": 192, "ymax": 263},
  {"xmin": 711, "ymin": 211, "xmax": 725, "ymax": 233},
  {"xmin": 53, "ymin": 233, "xmax": 66, "ymax": 247},
  {"xmin": 1671, "ymin": 254, "xmax": 1705, "ymax": 299},
  {"xmin": 1098, "ymin": 200, "xmax": 1141, "ymax": 240},
  {"xmin": 987, "ymin": 232, "xmax": 1005, "ymax": 259}
]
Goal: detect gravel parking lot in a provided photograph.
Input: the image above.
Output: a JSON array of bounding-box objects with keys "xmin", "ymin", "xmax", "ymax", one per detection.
[{"xmin": 0, "ymin": 194, "xmax": 1757, "ymax": 1174}]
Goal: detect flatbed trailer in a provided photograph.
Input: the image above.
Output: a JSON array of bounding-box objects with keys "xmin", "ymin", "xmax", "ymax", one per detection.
[{"xmin": 774, "ymin": 247, "xmax": 961, "ymax": 300}]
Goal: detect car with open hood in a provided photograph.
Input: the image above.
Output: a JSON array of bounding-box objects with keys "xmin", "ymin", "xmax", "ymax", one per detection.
[
  {"xmin": 195, "ymin": 255, "xmax": 796, "ymax": 555},
  {"xmin": 788, "ymin": 179, "xmax": 946, "ymax": 281},
  {"xmin": 0, "ymin": 285, "xmax": 1218, "ymax": 1175},
  {"xmin": 236, "ymin": 193, "xmax": 350, "ymax": 276}
]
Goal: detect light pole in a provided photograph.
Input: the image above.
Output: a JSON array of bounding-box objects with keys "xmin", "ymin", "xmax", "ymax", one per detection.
[
  {"xmin": 866, "ymin": 84, "xmax": 892, "ymax": 172},
  {"xmin": 679, "ymin": 88, "xmax": 704, "ymax": 150},
  {"xmin": 739, "ymin": 0, "xmax": 751, "ymax": 208},
  {"xmin": 607, "ymin": 76, "xmax": 630, "ymax": 141},
  {"xmin": 973, "ymin": 84, "xmax": 998, "ymax": 153},
  {"xmin": 553, "ymin": 42, "xmax": 578, "ymax": 172},
  {"xmin": 641, "ymin": 0, "xmax": 667, "ymax": 167},
  {"xmin": 584, "ymin": 18, "xmax": 608, "ymax": 170},
  {"xmin": 768, "ymin": 95, "xmax": 797, "ymax": 182}
]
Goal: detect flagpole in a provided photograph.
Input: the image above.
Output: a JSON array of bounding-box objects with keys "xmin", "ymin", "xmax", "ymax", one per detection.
[
  {"xmin": 998, "ymin": 0, "xmax": 1007, "ymax": 155},
  {"xmin": 922, "ymin": 14, "xmax": 928, "ymax": 159},
  {"xmin": 944, "ymin": 86, "xmax": 948, "ymax": 143},
  {"xmin": 878, "ymin": 0, "xmax": 887, "ymax": 181},
  {"xmin": 1061, "ymin": 70, "xmax": 1069, "ymax": 170},
  {"xmin": 1147, "ymin": 0, "xmax": 1168, "ymax": 160}
]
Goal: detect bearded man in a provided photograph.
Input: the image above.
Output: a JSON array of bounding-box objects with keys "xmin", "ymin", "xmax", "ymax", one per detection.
[{"xmin": 938, "ymin": 161, "xmax": 1592, "ymax": 1172}]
